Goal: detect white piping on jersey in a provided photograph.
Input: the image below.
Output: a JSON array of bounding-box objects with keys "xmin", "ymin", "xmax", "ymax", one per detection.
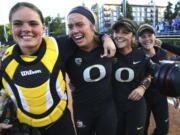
[
  {"xmin": 45, "ymin": 82, "xmax": 53, "ymax": 110},
  {"xmin": 5, "ymin": 77, "xmax": 67, "ymax": 113},
  {"xmin": 6, "ymin": 82, "xmax": 17, "ymax": 107},
  {"xmin": 16, "ymin": 84, "xmax": 29, "ymax": 112},
  {"xmin": 15, "ymin": 80, "xmax": 54, "ymax": 113},
  {"xmin": 56, "ymin": 78, "xmax": 67, "ymax": 100}
]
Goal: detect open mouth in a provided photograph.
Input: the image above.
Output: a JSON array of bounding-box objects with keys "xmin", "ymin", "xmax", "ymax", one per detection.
[
  {"xmin": 115, "ymin": 38, "xmax": 126, "ymax": 44},
  {"xmin": 117, "ymin": 39, "xmax": 125, "ymax": 43},
  {"xmin": 143, "ymin": 42, "xmax": 152, "ymax": 46},
  {"xmin": 73, "ymin": 35, "xmax": 85, "ymax": 44},
  {"xmin": 74, "ymin": 35, "xmax": 84, "ymax": 40}
]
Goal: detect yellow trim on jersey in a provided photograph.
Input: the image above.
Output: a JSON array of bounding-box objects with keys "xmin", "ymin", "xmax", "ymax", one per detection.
[
  {"xmin": 17, "ymin": 100, "xmax": 67, "ymax": 127},
  {"xmin": 20, "ymin": 55, "xmax": 37, "ymax": 62},
  {"xmin": 41, "ymin": 37, "xmax": 59, "ymax": 72},
  {"xmin": 5, "ymin": 59, "xmax": 19, "ymax": 80},
  {"xmin": 2, "ymin": 78, "xmax": 13, "ymax": 97}
]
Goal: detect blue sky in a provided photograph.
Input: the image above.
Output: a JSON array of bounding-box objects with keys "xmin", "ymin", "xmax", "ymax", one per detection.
[{"xmin": 0, "ymin": 0, "xmax": 177, "ymax": 24}]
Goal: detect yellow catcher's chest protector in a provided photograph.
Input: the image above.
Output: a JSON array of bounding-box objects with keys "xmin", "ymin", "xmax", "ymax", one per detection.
[{"xmin": 1, "ymin": 37, "xmax": 67, "ymax": 127}]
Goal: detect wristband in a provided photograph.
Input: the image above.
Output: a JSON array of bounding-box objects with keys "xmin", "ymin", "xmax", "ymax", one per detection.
[{"xmin": 139, "ymin": 79, "xmax": 151, "ymax": 89}]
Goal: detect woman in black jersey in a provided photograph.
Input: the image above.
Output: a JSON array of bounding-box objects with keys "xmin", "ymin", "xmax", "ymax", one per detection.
[
  {"xmin": 137, "ymin": 24, "xmax": 169, "ymax": 135},
  {"xmin": 0, "ymin": 2, "xmax": 116, "ymax": 135},
  {"xmin": 112, "ymin": 19, "xmax": 152, "ymax": 135},
  {"xmin": 66, "ymin": 6, "xmax": 117, "ymax": 135}
]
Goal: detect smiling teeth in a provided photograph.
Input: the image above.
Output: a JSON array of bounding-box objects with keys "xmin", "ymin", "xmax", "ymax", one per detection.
[
  {"xmin": 145, "ymin": 42, "xmax": 152, "ymax": 45},
  {"xmin": 22, "ymin": 36, "xmax": 32, "ymax": 39},
  {"xmin": 75, "ymin": 35, "xmax": 82, "ymax": 39},
  {"xmin": 117, "ymin": 39, "xmax": 124, "ymax": 42}
]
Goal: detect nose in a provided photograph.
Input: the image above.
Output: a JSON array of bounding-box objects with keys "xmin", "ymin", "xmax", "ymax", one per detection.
[
  {"xmin": 69, "ymin": 26, "xmax": 79, "ymax": 35},
  {"xmin": 144, "ymin": 36, "xmax": 150, "ymax": 41},
  {"xmin": 114, "ymin": 32, "xmax": 122, "ymax": 38},
  {"xmin": 21, "ymin": 23, "xmax": 31, "ymax": 32}
]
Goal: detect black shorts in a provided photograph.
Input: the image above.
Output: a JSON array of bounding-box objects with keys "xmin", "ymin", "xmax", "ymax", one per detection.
[
  {"xmin": 73, "ymin": 100, "xmax": 117, "ymax": 135},
  {"xmin": 116, "ymin": 98, "xmax": 147, "ymax": 135}
]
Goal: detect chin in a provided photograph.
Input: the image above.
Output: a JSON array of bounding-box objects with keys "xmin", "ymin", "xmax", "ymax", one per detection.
[
  {"xmin": 76, "ymin": 43, "xmax": 86, "ymax": 48},
  {"xmin": 145, "ymin": 46, "xmax": 153, "ymax": 49},
  {"xmin": 75, "ymin": 40, "xmax": 86, "ymax": 47}
]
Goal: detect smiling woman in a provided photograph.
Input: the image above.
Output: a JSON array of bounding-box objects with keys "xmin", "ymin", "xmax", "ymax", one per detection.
[
  {"xmin": 10, "ymin": 6, "xmax": 46, "ymax": 55},
  {"xmin": 67, "ymin": 6, "xmax": 96, "ymax": 51},
  {"xmin": 137, "ymin": 23, "xmax": 169, "ymax": 135},
  {"xmin": 112, "ymin": 18, "xmax": 153, "ymax": 135},
  {"xmin": 66, "ymin": 6, "xmax": 117, "ymax": 135}
]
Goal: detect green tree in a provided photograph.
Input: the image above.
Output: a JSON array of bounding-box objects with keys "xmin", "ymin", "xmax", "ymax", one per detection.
[
  {"xmin": 121, "ymin": 0, "xmax": 133, "ymax": 19},
  {"xmin": 45, "ymin": 16, "xmax": 53, "ymax": 26},
  {"xmin": 173, "ymin": 1, "xmax": 180, "ymax": 18},
  {"xmin": 0, "ymin": 25, "xmax": 5, "ymax": 42},
  {"xmin": 164, "ymin": 2, "xmax": 174, "ymax": 22},
  {"xmin": 126, "ymin": 1, "xmax": 133, "ymax": 20},
  {"xmin": 144, "ymin": 18, "xmax": 153, "ymax": 25},
  {"xmin": 45, "ymin": 15, "xmax": 66, "ymax": 37},
  {"xmin": 107, "ymin": 28, "xmax": 113, "ymax": 35}
]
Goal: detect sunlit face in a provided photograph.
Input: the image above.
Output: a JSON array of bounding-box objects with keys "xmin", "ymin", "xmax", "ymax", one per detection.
[
  {"xmin": 138, "ymin": 31, "xmax": 156, "ymax": 50},
  {"xmin": 113, "ymin": 26, "xmax": 135, "ymax": 49},
  {"xmin": 10, "ymin": 7, "xmax": 45, "ymax": 54},
  {"xmin": 67, "ymin": 13, "xmax": 95, "ymax": 50}
]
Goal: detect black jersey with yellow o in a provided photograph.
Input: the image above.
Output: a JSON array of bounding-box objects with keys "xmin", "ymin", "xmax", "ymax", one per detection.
[{"xmin": 1, "ymin": 37, "xmax": 67, "ymax": 127}]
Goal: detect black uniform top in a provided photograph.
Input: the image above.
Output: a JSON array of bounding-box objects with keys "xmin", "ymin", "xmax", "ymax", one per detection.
[
  {"xmin": 55, "ymin": 35, "xmax": 77, "ymax": 71},
  {"xmin": 150, "ymin": 46, "xmax": 167, "ymax": 63},
  {"xmin": 66, "ymin": 46, "xmax": 113, "ymax": 106},
  {"xmin": 112, "ymin": 47, "xmax": 152, "ymax": 109}
]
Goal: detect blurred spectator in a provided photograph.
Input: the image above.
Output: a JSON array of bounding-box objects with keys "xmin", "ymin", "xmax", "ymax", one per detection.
[
  {"xmin": 156, "ymin": 22, "xmax": 164, "ymax": 33},
  {"xmin": 172, "ymin": 17, "xmax": 180, "ymax": 31},
  {"xmin": 164, "ymin": 21, "xmax": 171, "ymax": 32}
]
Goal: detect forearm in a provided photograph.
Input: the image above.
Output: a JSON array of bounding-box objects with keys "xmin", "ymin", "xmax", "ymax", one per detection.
[{"xmin": 101, "ymin": 34, "xmax": 116, "ymax": 58}]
